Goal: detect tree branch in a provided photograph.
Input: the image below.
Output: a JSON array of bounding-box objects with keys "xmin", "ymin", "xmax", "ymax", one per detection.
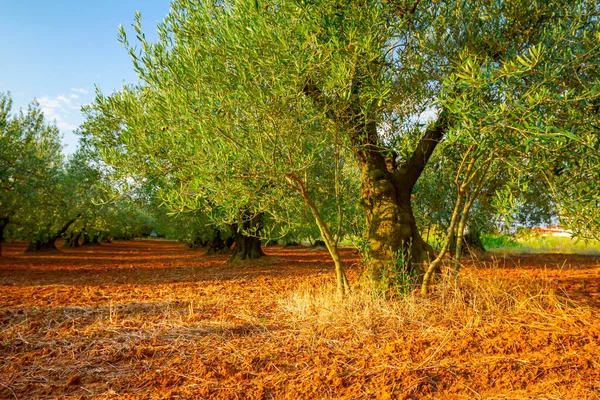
[{"xmin": 396, "ymin": 111, "xmax": 447, "ymax": 192}]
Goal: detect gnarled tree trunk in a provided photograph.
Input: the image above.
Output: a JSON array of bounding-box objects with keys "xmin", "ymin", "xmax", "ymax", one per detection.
[
  {"xmin": 26, "ymin": 216, "xmax": 80, "ymax": 252},
  {"xmin": 228, "ymin": 213, "xmax": 265, "ymax": 262},
  {"xmin": 27, "ymin": 240, "xmax": 59, "ymax": 252},
  {"xmin": 353, "ymin": 117, "xmax": 446, "ymax": 280},
  {"xmin": 303, "ymin": 77, "xmax": 446, "ymax": 286},
  {"xmin": 63, "ymin": 231, "xmax": 82, "ymax": 248}
]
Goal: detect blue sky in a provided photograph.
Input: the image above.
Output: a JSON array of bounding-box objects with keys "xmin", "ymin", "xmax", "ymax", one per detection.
[{"xmin": 0, "ymin": 0, "xmax": 171, "ymax": 153}]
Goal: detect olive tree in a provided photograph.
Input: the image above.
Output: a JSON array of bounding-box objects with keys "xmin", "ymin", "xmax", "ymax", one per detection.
[
  {"xmin": 0, "ymin": 93, "xmax": 66, "ymax": 254},
  {"xmin": 86, "ymin": 0, "xmax": 599, "ymax": 294}
]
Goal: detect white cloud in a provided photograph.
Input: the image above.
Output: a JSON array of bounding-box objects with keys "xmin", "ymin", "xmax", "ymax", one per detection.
[
  {"xmin": 56, "ymin": 120, "xmax": 78, "ymax": 130},
  {"xmin": 71, "ymin": 88, "xmax": 89, "ymax": 94},
  {"xmin": 38, "ymin": 94, "xmax": 81, "ymax": 132},
  {"xmin": 38, "ymin": 96, "xmax": 62, "ymax": 109},
  {"xmin": 56, "ymin": 94, "xmax": 71, "ymax": 103},
  {"xmin": 40, "ymin": 106, "xmax": 61, "ymax": 121},
  {"xmin": 69, "ymin": 94, "xmax": 79, "ymax": 99}
]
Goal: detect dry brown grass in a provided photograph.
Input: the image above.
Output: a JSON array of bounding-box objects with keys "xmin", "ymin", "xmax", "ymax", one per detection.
[
  {"xmin": 278, "ymin": 268, "xmax": 600, "ymax": 398},
  {"xmin": 1, "ymin": 241, "xmax": 599, "ymax": 399},
  {"xmin": 283, "ymin": 266, "xmax": 594, "ymax": 338}
]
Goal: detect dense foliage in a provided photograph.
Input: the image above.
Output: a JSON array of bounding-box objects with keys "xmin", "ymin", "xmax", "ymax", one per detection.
[
  {"xmin": 2, "ymin": 1, "xmax": 599, "ymax": 297},
  {"xmin": 0, "ymin": 92, "xmax": 153, "ymax": 254},
  {"xmin": 79, "ymin": 0, "xmax": 599, "ymax": 294}
]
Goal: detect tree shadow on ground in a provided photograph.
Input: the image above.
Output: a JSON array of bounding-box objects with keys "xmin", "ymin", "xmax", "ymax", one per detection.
[{"xmin": 0, "ymin": 242, "xmax": 359, "ymax": 287}]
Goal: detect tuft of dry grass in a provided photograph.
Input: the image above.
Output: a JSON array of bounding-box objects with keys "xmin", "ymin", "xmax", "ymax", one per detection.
[
  {"xmin": 282, "ymin": 267, "xmax": 591, "ymax": 331},
  {"xmin": 276, "ymin": 265, "xmax": 600, "ymax": 398},
  {"xmin": 280, "ymin": 262, "xmax": 600, "ymax": 399}
]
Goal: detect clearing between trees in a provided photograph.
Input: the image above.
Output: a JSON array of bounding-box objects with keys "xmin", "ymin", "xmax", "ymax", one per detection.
[{"xmin": 0, "ymin": 240, "xmax": 599, "ymax": 399}]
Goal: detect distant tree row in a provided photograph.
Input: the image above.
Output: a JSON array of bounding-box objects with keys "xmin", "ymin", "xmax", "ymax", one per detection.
[
  {"xmin": 78, "ymin": 0, "xmax": 599, "ymax": 296},
  {"xmin": 5, "ymin": 0, "xmax": 599, "ymax": 297},
  {"xmin": 0, "ymin": 92, "xmax": 153, "ymax": 255}
]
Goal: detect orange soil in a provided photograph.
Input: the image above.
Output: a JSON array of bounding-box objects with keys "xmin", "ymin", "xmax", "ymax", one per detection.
[{"xmin": 0, "ymin": 240, "xmax": 599, "ymax": 399}]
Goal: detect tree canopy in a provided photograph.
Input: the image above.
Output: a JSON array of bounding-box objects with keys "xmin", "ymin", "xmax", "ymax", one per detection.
[{"xmin": 79, "ymin": 0, "xmax": 599, "ymax": 294}]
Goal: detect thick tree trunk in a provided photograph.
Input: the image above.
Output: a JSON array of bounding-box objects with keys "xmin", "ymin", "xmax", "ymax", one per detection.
[
  {"xmin": 100, "ymin": 235, "xmax": 112, "ymax": 244},
  {"xmin": 82, "ymin": 232, "xmax": 92, "ymax": 246},
  {"xmin": 27, "ymin": 217, "xmax": 80, "ymax": 252},
  {"xmin": 303, "ymin": 78, "xmax": 446, "ymax": 286},
  {"xmin": 27, "ymin": 239, "xmax": 58, "ymax": 252},
  {"xmin": 464, "ymin": 229, "xmax": 486, "ymax": 253},
  {"xmin": 228, "ymin": 214, "xmax": 265, "ymax": 262},
  {"xmin": 73, "ymin": 232, "xmax": 82, "ymax": 248},
  {"xmin": 229, "ymin": 233, "xmax": 264, "ymax": 261},
  {"xmin": 0, "ymin": 217, "xmax": 9, "ymax": 256},
  {"xmin": 63, "ymin": 231, "xmax": 82, "ymax": 248},
  {"xmin": 360, "ymin": 166, "xmax": 432, "ymax": 278},
  {"xmin": 81, "ymin": 232, "xmax": 101, "ymax": 246},
  {"xmin": 353, "ymin": 117, "xmax": 446, "ymax": 281}
]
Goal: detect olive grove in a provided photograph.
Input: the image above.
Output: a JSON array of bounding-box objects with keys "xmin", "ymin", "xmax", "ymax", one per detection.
[{"xmin": 82, "ymin": 0, "xmax": 599, "ymax": 294}]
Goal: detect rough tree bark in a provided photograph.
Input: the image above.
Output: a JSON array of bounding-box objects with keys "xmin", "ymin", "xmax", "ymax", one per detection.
[
  {"xmin": 26, "ymin": 240, "xmax": 59, "ymax": 251},
  {"xmin": 352, "ymin": 117, "xmax": 446, "ymax": 279},
  {"xmin": 303, "ymin": 76, "xmax": 446, "ymax": 282},
  {"xmin": 228, "ymin": 213, "xmax": 265, "ymax": 262}
]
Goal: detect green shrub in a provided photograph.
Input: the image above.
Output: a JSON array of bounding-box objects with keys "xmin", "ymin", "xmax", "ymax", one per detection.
[
  {"xmin": 481, "ymin": 234, "xmax": 519, "ymax": 249},
  {"xmin": 482, "ymin": 233, "xmax": 600, "ymax": 255}
]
